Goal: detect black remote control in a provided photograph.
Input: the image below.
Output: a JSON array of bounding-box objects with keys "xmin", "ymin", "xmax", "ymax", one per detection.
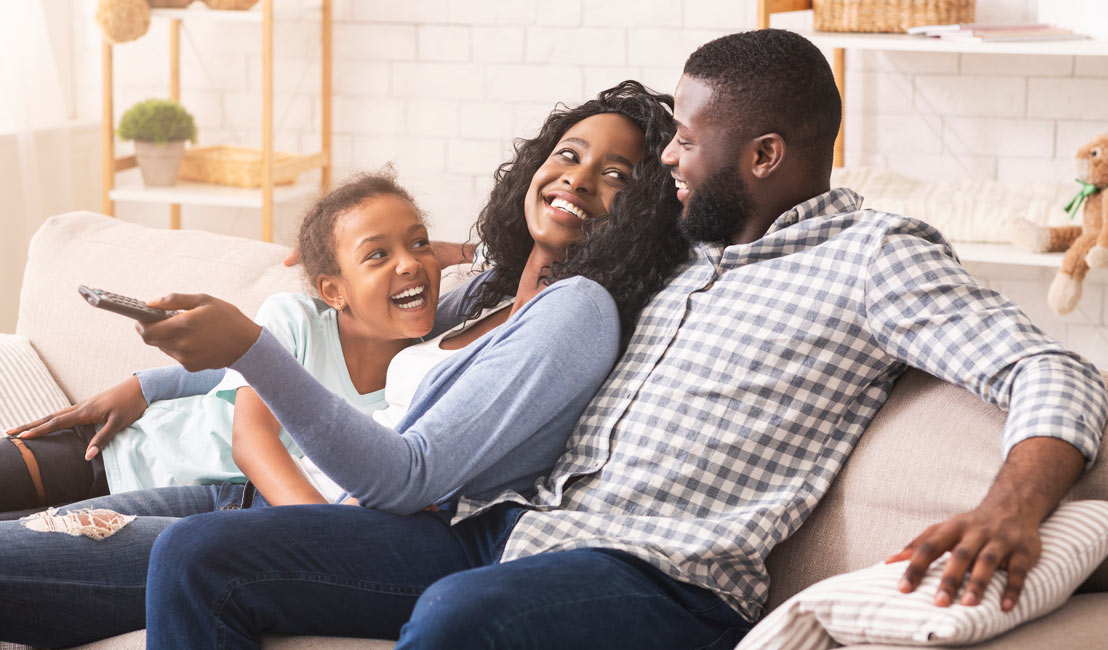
[{"xmin": 78, "ymin": 285, "xmax": 180, "ymax": 322}]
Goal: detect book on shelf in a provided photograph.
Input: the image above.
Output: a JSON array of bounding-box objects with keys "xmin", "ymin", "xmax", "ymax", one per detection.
[{"xmin": 908, "ymin": 22, "xmax": 1090, "ymax": 42}]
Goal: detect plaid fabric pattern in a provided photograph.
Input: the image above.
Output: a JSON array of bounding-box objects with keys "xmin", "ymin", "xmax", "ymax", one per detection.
[{"xmin": 454, "ymin": 188, "xmax": 1107, "ymax": 622}]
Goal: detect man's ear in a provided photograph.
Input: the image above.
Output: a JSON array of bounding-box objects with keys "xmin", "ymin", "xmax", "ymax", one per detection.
[
  {"xmin": 750, "ymin": 133, "xmax": 786, "ymax": 179},
  {"xmin": 317, "ymin": 275, "xmax": 345, "ymax": 311}
]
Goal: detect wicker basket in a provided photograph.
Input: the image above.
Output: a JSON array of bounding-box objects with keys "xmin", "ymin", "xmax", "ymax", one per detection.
[
  {"xmin": 813, "ymin": 0, "xmax": 975, "ymax": 33},
  {"xmin": 147, "ymin": 0, "xmax": 194, "ymax": 8},
  {"xmin": 178, "ymin": 146, "xmax": 302, "ymax": 188},
  {"xmin": 200, "ymin": 0, "xmax": 260, "ymax": 10}
]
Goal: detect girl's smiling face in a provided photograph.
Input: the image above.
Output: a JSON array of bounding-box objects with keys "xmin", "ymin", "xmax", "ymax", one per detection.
[
  {"xmin": 523, "ymin": 112, "xmax": 645, "ymax": 252},
  {"xmin": 319, "ymin": 194, "xmax": 441, "ymax": 343}
]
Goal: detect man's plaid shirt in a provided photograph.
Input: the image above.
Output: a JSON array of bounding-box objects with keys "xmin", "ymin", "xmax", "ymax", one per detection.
[{"xmin": 455, "ymin": 188, "xmax": 1107, "ymax": 622}]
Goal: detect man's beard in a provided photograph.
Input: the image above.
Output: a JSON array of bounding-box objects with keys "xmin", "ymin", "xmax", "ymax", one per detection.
[{"xmin": 677, "ymin": 167, "xmax": 755, "ymax": 244}]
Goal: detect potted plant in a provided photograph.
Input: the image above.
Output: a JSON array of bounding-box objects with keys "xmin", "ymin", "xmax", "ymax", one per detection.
[{"xmin": 118, "ymin": 98, "xmax": 197, "ymax": 187}]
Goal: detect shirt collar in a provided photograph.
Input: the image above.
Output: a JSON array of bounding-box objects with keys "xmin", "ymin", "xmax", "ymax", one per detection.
[
  {"xmin": 691, "ymin": 187, "xmax": 864, "ymax": 265},
  {"xmin": 763, "ymin": 187, "xmax": 863, "ymax": 237}
]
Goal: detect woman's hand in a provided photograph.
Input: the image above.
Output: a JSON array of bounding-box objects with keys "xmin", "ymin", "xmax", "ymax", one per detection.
[
  {"xmin": 137, "ymin": 293, "xmax": 262, "ymax": 372},
  {"xmin": 5, "ymin": 376, "xmax": 147, "ymax": 461}
]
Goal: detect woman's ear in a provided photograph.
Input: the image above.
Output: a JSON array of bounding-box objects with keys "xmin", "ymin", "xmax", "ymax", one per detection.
[
  {"xmin": 317, "ymin": 275, "xmax": 345, "ymax": 311},
  {"xmin": 750, "ymin": 133, "xmax": 786, "ymax": 179}
]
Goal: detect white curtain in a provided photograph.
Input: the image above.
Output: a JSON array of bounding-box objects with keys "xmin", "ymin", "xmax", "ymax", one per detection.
[{"xmin": 0, "ymin": 0, "xmax": 75, "ymax": 331}]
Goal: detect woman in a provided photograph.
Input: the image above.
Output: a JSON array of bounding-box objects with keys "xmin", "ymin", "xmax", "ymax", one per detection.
[{"xmin": 0, "ymin": 80, "xmax": 687, "ymax": 647}]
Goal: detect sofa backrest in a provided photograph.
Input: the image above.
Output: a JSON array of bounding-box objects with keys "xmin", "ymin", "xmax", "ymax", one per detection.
[
  {"xmin": 764, "ymin": 366, "xmax": 1108, "ymax": 610},
  {"xmin": 17, "ymin": 212, "xmax": 305, "ymax": 403}
]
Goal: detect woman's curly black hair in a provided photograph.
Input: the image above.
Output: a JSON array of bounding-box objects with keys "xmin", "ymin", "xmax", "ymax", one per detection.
[{"xmin": 468, "ymin": 80, "xmax": 688, "ymax": 348}]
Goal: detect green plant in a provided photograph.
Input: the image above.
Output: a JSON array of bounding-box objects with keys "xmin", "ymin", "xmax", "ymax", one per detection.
[{"xmin": 117, "ymin": 98, "xmax": 197, "ymax": 144}]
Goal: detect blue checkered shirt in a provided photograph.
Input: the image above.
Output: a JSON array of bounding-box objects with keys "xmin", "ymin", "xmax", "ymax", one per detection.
[{"xmin": 454, "ymin": 188, "xmax": 1107, "ymax": 622}]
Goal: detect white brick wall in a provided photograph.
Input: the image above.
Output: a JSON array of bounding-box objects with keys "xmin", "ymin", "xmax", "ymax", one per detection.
[{"xmin": 71, "ymin": 0, "xmax": 1108, "ymax": 370}]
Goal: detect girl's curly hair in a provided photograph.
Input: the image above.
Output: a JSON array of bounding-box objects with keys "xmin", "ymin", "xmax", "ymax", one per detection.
[
  {"xmin": 469, "ymin": 80, "xmax": 688, "ymax": 347},
  {"xmin": 298, "ymin": 168, "xmax": 423, "ymax": 294}
]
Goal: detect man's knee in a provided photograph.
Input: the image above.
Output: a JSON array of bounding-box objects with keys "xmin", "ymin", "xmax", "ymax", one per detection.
[{"xmin": 400, "ymin": 568, "xmax": 514, "ymax": 648}]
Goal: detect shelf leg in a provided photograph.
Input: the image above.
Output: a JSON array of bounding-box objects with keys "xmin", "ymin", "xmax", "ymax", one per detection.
[
  {"xmin": 833, "ymin": 47, "xmax": 845, "ymax": 168},
  {"xmin": 169, "ymin": 19, "xmax": 180, "ymax": 102},
  {"xmin": 101, "ymin": 39, "xmax": 114, "ymax": 217},
  {"xmin": 321, "ymin": 0, "xmax": 332, "ymax": 192},
  {"xmin": 170, "ymin": 18, "xmax": 182, "ymax": 214},
  {"xmin": 261, "ymin": 0, "xmax": 274, "ymax": 242}
]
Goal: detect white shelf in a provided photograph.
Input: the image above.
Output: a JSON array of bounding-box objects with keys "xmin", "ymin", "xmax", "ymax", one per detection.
[
  {"xmin": 952, "ymin": 243, "xmax": 1064, "ymax": 268},
  {"xmin": 803, "ymin": 29, "xmax": 1108, "ymax": 56},
  {"xmin": 150, "ymin": 4, "xmax": 320, "ymax": 22},
  {"xmin": 110, "ymin": 181, "xmax": 317, "ymax": 209}
]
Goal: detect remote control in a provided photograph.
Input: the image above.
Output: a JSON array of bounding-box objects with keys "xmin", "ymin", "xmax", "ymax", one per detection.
[{"xmin": 78, "ymin": 285, "xmax": 180, "ymax": 322}]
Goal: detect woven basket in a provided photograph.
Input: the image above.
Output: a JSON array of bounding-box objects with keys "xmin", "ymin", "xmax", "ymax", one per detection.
[
  {"xmin": 813, "ymin": 0, "xmax": 975, "ymax": 33},
  {"xmin": 147, "ymin": 0, "xmax": 194, "ymax": 8},
  {"xmin": 200, "ymin": 0, "xmax": 260, "ymax": 9},
  {"xmin": 178, "ymin": 146, "xmax": 301, "ymax": 188}
]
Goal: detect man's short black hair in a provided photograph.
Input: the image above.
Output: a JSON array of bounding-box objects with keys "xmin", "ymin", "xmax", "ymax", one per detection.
[{"xmin": 683, "ymin": 29, "xmax": 841, "ymax": 174}]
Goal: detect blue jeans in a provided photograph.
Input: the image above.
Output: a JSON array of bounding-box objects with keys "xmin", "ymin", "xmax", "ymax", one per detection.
[
  {"xmin": 0, "ymin": 483, "xmax": 248, "ymax": 647},
  {"xmin": 146, "ymin": 503, "xmax": 752, "ymax": 650}
]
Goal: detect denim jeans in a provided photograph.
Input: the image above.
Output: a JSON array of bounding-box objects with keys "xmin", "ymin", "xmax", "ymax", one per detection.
[
  {"xmin": 146, "ymin": 503, "xmax": 752, "ymax": 650},
  {"xmin": 0, "ymin": 483, "xmax": 248, "ymax": 647}
]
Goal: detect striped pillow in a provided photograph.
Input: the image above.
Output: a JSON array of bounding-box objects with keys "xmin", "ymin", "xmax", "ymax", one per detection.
[
  {"xmin": 0, "ymin": 335, "xmax": 71, "ymax": 431},
  {"xmin": 737, "ymin": 500, "xmax": 1108, "ymax": 649}
]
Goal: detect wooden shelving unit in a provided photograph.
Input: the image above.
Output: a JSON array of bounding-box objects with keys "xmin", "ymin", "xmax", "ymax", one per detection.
[
  {"xmin": 757, "ymin": 0, "xmax": 1108, "ymax": 170},
  {"xmin": 757, "ymin": 0, "xmax": 1108, "ymax": 269},
  {"xmin": 101, "ymin": 0, "xmax": 332, "ymax": 242}
]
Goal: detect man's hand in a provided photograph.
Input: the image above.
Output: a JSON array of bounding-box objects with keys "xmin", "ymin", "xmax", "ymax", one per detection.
[
  {"xmin": 887, "ymin": 437, "xmax": 1085, "ymax": 612},
  {"xmin": 138, "ymin": 293, "xmax": 262, "ymax": 372},
  {"xmin": 5, "ymin": 376, "xmax": 147, "ymax": 460},
  {"xmin": 431, "ymin": 241, "xmax": 476, "ymax": 268}
]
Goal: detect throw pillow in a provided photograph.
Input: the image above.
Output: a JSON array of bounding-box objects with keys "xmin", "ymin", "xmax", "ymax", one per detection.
[
  {"xmin": 737, "ymin": 500, "xmax": 1108, "ymax": 650},
  {"xmin": 0, "ymin": 334, "xmax": 70, "ymax": 431}
]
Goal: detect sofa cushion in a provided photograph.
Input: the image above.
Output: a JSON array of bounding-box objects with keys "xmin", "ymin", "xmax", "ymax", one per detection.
[
  {"xmin": 16, "ymin": 212, "xmax": 305, "ymax": 403},
  {"xmin": 739, "ymin": 501, "xmax": 1108, "ymax": 649},
  {"xmin": 0, "ymin": 334, "xmax": 70, "ymax": 431},
  {"xmin": 765, "ymin": 368, "xmax": 1108, "ymax": 610}
]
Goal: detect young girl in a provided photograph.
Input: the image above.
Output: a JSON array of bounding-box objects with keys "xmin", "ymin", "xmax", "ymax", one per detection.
[{"xmin": 1, "ymin": 171, "xmax": 441, "ymax": 512}]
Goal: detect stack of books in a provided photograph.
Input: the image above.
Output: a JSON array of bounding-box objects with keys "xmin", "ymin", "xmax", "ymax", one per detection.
[{"xmin": 907, "ymin": 23, "xmax": 1090, "ymax": 42}]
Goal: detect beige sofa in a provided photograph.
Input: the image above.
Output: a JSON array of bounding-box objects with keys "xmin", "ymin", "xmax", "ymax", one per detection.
[{"xmin": 7, "ymin": 211, "xmax": 1108, "ymax": 649}]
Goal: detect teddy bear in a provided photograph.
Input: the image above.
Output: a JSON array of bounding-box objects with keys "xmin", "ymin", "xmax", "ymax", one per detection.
[{"xmin": 1010, "ymin": 133, "xmax": 1108, "ymax": 316}]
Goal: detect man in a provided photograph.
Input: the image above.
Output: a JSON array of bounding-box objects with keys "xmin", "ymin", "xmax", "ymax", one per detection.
[{"xmin": 136, "ymin": 29, "xmax": 1105, "ymax": 648}]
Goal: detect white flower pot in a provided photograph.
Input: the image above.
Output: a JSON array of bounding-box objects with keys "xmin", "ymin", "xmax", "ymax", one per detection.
[{"xmin": 134, "ymin": 140, "xmax": 186, "ymax": 187}]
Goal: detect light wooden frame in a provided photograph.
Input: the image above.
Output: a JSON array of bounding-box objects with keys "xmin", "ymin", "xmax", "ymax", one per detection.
[
  {"xmin": 757, "ymin": 0, "xmax": 846, "ymax": 168},
  {"xmin": 100, "ymin": 1, "xmax": 334, "ymax": 242}
]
